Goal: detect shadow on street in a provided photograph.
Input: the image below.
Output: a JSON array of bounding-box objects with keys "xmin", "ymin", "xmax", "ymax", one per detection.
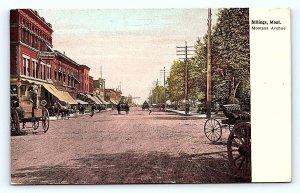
[{"xmin": 12, "ymin": 151, "xmax": 250, "ymax": 184}]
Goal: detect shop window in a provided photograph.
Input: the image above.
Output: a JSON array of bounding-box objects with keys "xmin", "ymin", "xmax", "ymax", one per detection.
[
  {"xmin": 54, "ymin": 67, "xmax": 57, "ymax": 80},
  {"xmin": 22, "ymin": 56, "xmax": 29, "ymax": 76},
  {"xmin": 41, "ymin": 63, "xmax": 45, "ymax": 80},
  {"xmin": 47, "ymin": 66, "xmax": 51, "ymax": 79}
]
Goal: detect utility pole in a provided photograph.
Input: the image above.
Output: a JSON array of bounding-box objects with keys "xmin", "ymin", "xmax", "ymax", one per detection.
[
  {"xmin": 176, "ymin": 41, "xmax": 195, "ymax": 102},
  {"xmin": 206, "ymin": 8, "xmax": 212, "ymax": 118}
]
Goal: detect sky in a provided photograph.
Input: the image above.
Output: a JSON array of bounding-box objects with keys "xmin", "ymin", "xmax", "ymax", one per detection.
[{"xmin": 38, "ymin": 9, "xmax": 218, "ymax": 102}]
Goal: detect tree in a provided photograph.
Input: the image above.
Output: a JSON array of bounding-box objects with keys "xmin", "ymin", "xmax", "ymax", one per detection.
[
  {"xmin": 149, "ymin": 83, "xmax": 165, "ymax": 105},
  {"xmin": 211, "ymin": 8, "xmax": 250, "ymax": 107},
  {"xmin": 166, "ymin": 60, "xmax": 185, "ymax": 104}
]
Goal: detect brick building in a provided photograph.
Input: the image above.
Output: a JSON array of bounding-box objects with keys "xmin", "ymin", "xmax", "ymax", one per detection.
[
  {"xmin": 10, "ymin": 9, "xmax": 93, "ymax": 108},
  {"xmin": 78, "ymin": 65, "xmax": 90, "ymax": 94},
  {"xmin": 104, "ymin": 89, "xmax": 122, "ymax": 105}
]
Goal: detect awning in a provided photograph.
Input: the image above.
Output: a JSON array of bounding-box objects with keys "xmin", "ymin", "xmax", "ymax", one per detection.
[
  {"xmin": 76, "ymin": 99, "xmax": 88, "ymax": 105},
  {"xmin": 93, "ymin": 96, "xmax": 103, "ymax": 104},
  {"xmin": 77, "ymin": 93, "xmax": 86, "ymax": 101},
  {"xmin": 43, "ymin": 84, "xmax": 66, "ymax": 103},
  {"xmin": 59, "ymin": 91, "xmax": 77, "ymax": 105},
  {"xmin": 110, "ymin": 99, "xmax": 118, "ymax": 105},
  {"xmin": 96, "ymin": 96, "xmax": 109, "ymax": 105},
  {"xmin": 86, "ymin": 94, "xmax": 100, "ymax": 104},
  {"xmin": 42, "ymin": 84, "xmax": 76, "ymax": 105}
]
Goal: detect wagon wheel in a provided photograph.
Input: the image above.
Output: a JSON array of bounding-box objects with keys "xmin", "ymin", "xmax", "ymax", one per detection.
[
  {"xmin": 204, "ymin": 118, "xmax": 222, "ymax": 142},
  {"xmin": 11, "ymin": 109, "xmax": 21, "ymax": 135},
  {"xmin": 227, "ymin": 122, "xmax": 251, "ymax": 180},
  {"xmin": 42, "ymin": 108, "xmax": 50, "ymax": 133}
]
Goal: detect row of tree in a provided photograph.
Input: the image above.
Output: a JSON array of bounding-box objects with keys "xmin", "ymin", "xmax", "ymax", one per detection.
[{"xmin": 149, "ymin": 8, "xmax": 250, "ymax": 110}]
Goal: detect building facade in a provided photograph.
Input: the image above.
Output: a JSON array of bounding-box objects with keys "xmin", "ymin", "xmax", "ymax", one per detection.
[
  {"xmin": 104, "ymin": 89, "xmax": 122, "ymax": 104},
  {"xmin": 93, "ymin": 77, "xmax": 105, "ymax": 100},
  {"xmin": 10, "ymin": 9, "xmax": 93, "ymax": 108},
  {"xmin": 78, "ymin": 65, "xmax": 90, "ymax": 94}
]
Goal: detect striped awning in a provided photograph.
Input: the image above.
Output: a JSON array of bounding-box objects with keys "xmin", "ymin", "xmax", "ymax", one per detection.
[
  {"xmin": 96, "ymin": 96, "xmax": 109, "ymax": 105},
  {"xmin": 86, "ymin": 94, "xmax": 100, "ymax": 104},
  {"xmin": 110, "ymin": 99, "xmax": 118, "ymax": 105},
  {"xmin": 93, "ymin": 96, "xmax": 103, "ymax": 104}
]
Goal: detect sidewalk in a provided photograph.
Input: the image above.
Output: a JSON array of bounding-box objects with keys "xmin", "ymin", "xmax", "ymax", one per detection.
[
  {"xmin": 165, "ymin": 108, "xmax": 219, "ymax": 119},
  {"xmin": 49, "ymin": 108, "xmax": 113, "ymax": 121}
]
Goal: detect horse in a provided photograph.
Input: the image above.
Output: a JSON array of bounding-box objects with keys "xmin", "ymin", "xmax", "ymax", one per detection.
[{"xmin": 53, "ymin": 101, "xmax": 70, "ymax": 120}]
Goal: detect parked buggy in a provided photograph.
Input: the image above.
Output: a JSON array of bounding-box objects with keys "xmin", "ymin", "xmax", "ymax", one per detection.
[
  {"xmin": 203, "ymin": 104, "xmax": 251, "ymax": 180},
  {"xmin": 10, "ymin": 83, "xmax": 49, "ymax": 135}
]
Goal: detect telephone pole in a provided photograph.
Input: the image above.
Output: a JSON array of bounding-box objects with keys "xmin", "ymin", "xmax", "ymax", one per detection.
[
  {"xmin": 176, "ymin": 41, "xmax": 194, "ymax": 102},
  {"xmin": 207, "ymin": 8, "xmax": 212, "ymax": 118}
]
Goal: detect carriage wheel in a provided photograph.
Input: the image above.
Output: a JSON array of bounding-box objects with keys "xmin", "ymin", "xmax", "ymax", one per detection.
[
  {"xmin": 42, "ymin": 108, "xmax": 50, "ymax": 133},
  {"xmin": 227, "ymin": 122, "xmax": 251, "ymax": 180},
  {"xmin": 11, "ymin": 109, "xmax": 21, "ymax": 135},
  {"xmin": 204, "ymin": 118, "xmax": 222, "ymax": 142}
]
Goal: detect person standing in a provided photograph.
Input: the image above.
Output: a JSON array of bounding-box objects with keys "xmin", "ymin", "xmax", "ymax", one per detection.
[
  {"xmin": 90, "ymin": 103, "xmax": 96, "ymax": 117},
  {"xmin": 29, "ymin": 82, "xmax": 39, "ymax": 109}
]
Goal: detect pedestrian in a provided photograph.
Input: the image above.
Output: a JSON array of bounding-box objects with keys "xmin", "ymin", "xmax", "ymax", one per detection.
[
  {"xmin": 149, "ymin": 109, "xmax": 152, "ymax": 115},
  {"xmin": 90, "ymin": 104, "xmax": 96, "ymax": 117},
  {"xmin": 29, "ymin": 82, "xmax": 38, "ymax": 109}
]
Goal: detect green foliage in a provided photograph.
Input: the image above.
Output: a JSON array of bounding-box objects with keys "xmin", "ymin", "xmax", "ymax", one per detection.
[
  {"xmin": 149, "ymin": 84, "xmax": 165, "ymax": 104},
  {"xmin": 212, "ymin": 8, "xmax": 250, "ymax": 107},
  {"xmin": 166, "ymin": 60, "xmax": 185, "ymax": 102},
  {"xmin": 166, "ymin": 8, "xmax": 250, "ymax": 109}
]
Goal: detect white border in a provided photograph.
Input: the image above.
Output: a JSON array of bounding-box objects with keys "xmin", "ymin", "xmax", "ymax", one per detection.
[{"xmin": 1, "ymin": 0, "xmax": 299, "ymax": 193}]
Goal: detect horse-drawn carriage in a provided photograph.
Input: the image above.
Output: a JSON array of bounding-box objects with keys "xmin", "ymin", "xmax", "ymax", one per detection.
[
  {"xmin": 10, "ymin": 82, "xmax": 49, "ymax": 135},
  {"xmin": 204, "ymin": 104, "xmax": 251, "ymax": 180},
  {"xmin": 117, "ymin": 97, "xmax": 129, "ymax": 114},
  {"xmin": 142, "ymin": 101, "xmax": 150, "ymax": 110}
]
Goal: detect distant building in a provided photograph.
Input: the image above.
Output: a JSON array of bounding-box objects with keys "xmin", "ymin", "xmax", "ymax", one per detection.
[
  {"xmin": 78, "ymin": 64, "xmax": 90, "ymax": 94},
  {"xmin": 93, "ymin": 77, "xmax": 105, "ymax": 100},
  {"xmin": 89, "ymin": 75, "xmax": 94, "ymax": 94},
  {"xmin": 105, "ymin": 88, "xmax": 122, "ymax": 104}
]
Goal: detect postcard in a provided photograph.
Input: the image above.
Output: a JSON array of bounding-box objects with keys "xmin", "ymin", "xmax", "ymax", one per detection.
[{"xmin": 10, "ymin": 8, "xmax": 291, "ymax": 184}]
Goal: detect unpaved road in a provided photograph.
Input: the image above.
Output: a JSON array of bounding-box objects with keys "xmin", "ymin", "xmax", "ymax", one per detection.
[{"xmin": 11, "ymin": 107, "xmax": 249, "ymax": 184}]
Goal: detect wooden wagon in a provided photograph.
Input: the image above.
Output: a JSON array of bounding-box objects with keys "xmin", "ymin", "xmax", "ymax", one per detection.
[
  {"xmin": 204, "ymin": 104, "xmax": 251, "ymax": 179},
  {"xmin": 10, "ymin": 83, "xmax": 49, "ymax": 135}
]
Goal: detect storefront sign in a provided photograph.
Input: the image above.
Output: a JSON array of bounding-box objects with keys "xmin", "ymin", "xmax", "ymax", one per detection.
[{"xmin": 38, "ymin": 52, "xmax": 55, "ymax": 60}]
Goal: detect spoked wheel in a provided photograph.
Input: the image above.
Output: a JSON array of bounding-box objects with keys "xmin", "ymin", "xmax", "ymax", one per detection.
[
  {"xmin": 42, "ymin": 108, "xmax": 50, "ymax": 133},
  {"xmin": 227, "ymin": 122, "xmax": 251, "ymax": 180},
  {"xmin": 11, "ymin": 109, "xmax": 21, "ymax": 135},
  {"xmin": 204, "ymin": 118, "xmax": 222, "ymax": 142}
]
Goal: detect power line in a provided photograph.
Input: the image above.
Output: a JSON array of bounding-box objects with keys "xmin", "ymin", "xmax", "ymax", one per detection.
[{"xmin": 176, "ymin": 41, "xmax": 195, "ymax": 102}]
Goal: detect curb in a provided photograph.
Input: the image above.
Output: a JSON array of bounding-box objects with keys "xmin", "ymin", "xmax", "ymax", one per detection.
[{"xmin": 165, "ymin": 109, "xmax": 208, "ymax": 119}]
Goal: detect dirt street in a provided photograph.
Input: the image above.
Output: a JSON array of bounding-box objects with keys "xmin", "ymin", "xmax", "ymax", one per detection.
[{"xmin": 11, "ymin": 107, "xmax": 248, "ymax": 184}]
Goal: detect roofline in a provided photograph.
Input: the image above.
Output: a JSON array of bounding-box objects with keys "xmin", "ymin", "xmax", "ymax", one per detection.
[
  {"xmin": 20, "ymin": 9, "xmax": 53, "ymax": 32},
  {"xmin": 54, "ymin": 50, "xmax": 79, "ymax": 66},
  {"xmin": 79, "ymin": 64, "xmax": 90, "ymax": 70}
]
